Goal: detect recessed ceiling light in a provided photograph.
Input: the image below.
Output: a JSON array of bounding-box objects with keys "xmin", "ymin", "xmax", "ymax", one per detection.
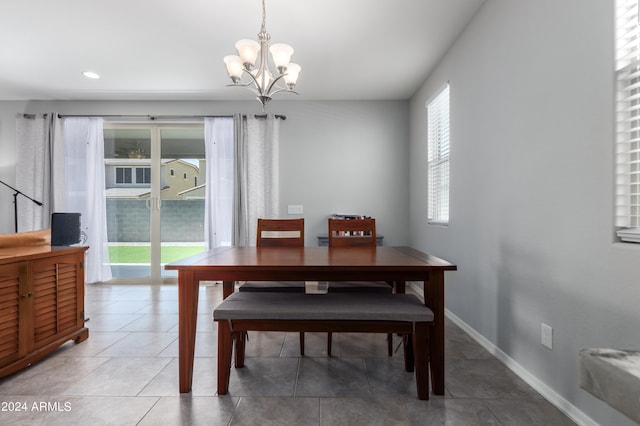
[{"xmin": 82, "ymin": 71, "xmax": 100, "ymax": 79}]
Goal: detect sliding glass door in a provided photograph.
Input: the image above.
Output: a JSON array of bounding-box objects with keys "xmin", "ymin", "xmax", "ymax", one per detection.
[
  {"xmin": 103, "ymin": 123, "xmax": 205, "ymax": 282},
  {"xmin": 158, "ymin": 127, "xmax": 206, "ymax": 279}
]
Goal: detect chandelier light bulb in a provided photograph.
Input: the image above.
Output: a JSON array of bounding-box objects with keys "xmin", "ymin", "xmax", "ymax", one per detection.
[
  {"xmin": 269, "ymin": 43, "xmax": 294, "ymax": 72},
  {"xmin": 235, "ymin": 39, "xmax": 261, "ymax": 69},
  {"xmin": 223, "ymin": 56, "xmax": 244, "ymax": 83},
  {"xmin": 283, "ymin": 63, "xmax": 301, "ymax": 88}
]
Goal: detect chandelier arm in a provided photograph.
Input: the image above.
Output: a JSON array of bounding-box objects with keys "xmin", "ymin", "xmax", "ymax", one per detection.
[
  {"xmin": 267, "ymin": 87, "xmax": 299, "ymax": 97},
  {"xmin": 226, "ymin": 82, "xmax": 262, "ymax": 97},
  {"xmin": 267, "ymin": 74, "xmax": 285, "ymax": 95},
  {"xmin": 241, "ymin": 69, "xmax": 268, "ymax": 96},
  {"xmin": 264, "ymin": 73, "xmax": 289, "ymax": 96},
  {"xmin": 227, "ymin": 81, "xmax": 253, "ymax": 89}
]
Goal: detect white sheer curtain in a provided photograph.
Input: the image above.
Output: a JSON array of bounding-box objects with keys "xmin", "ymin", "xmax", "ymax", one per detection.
[
  {"xmin": 15, "ymin": 113, "xmax": 65, "ymax": 231},
  {"xmin": 233, "ymin": 114, "xmax": 280, "ymax": 246},
  {"xmin": 204, "ymin": 117, "xmax": 234, "ymax": 249},
  {"xmin": 63, "ymin": 118, "xmax": 112, "ymax": 283}
]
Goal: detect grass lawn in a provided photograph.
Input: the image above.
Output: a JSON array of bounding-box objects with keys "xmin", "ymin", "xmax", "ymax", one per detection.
[{"xmin": 108, "ymin": 245, "xmax": 205, "ymax": 264}]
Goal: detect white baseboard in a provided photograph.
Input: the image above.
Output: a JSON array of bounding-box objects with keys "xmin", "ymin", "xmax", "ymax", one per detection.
[{"xmin": 407, "ymin": 282, "xmax": 597, "ymax": 426}]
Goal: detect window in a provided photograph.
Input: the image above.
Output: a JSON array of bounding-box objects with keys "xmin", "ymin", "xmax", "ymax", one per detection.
[
  {"xmin": 427, "ymin": 83, "xmax": 450, "ymax": 224},
  {"xmin": 183, "ymin": 172, "xmax": 188, "ymax": 180},
  {"xmin": 115, "ymin": 167, "xmax": 132, "ymax": 184},
  {"xmin": 114, "ymin": 166, "xmax": 150, "ymax": 185},
  {"xmin": 170, "ymin": 168, "xmax": 175, "ymax": 177},
  {"xmin": 615, "ymin": 0, "xmax": 640, "ymax": 241},
  {"xmin": 136, "ymin": 167, "xmax": 151, "ymax": 184}
]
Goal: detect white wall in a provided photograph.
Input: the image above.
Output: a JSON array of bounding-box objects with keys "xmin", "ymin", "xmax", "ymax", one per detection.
[
  {"xmin": 0, "ymin": 100, "xmax": 410, "ymax": 245},
  {"xmin": 0, "ymin": 101, "xmax": 27, "ymax": 232},
  {"xmin": 279, "ymin": 101, "xmax": 410, "ymax": 245},
  {"xmin": 410, "ymin": 0, "xmax": 640, "ymax": 425}
]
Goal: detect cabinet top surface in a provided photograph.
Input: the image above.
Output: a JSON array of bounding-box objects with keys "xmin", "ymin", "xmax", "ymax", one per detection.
[{"xmin": 0, "ymin": 245, "xmax": 88, "ymax": 264}]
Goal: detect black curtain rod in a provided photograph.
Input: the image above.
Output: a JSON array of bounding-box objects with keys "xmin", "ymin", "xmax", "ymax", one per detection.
[
  {"xmin": 53, "ymin": 114, "xmax": 286, "ymax": 120},
  {"xmin": 19, "ymin": 113, "xmax": 286, "ymax": 120},
  {"xmin": 17, "ymin": 113, "xmax": 50, "ymax": 119},
  {"xmin": 254, "ymin": 114, "xmax": 286, "ymax": 120}
]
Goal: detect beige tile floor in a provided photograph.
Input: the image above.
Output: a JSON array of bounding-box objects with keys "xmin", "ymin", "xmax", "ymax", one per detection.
[{"xmin": 0, "ymin": 283, "xmax": 575, "ymax": 425}]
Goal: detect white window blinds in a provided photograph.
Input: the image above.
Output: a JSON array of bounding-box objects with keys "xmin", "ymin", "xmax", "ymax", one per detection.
[
  {"xmin": 616, "ymin": 0, "xmax": 640, "ymax": 229},
  {"xmin": 427, "ymin": 83, "xmax": 450, "ymax": 224}
]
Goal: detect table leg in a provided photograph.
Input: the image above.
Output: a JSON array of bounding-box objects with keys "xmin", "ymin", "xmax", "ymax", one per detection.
[
  {"xmin": 424, "ymin": 271, "xmax": 445, "ymax": 395},
  {"xmin": 178, "ymin": 270, "xmax": 199, "ymax": 393}
]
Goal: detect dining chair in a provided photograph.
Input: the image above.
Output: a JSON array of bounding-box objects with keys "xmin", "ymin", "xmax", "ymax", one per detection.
[
  {"xmin": 238, "ymin": 218, "xmax": 306, "ymax": 292},
  {"xmin": 326, "ymin": 217, "xmax": 395, "ymax": 356},
  {"xmin": 256, "ymin": 218, "xmax": 305, "ymax": 247},
  {"xmin": 237, "ymin": 218, "xmax": 307, "ymax": 354},
  {"xmin": 327, "ymin": 217, "xmax": 377, "ymax": 247}
]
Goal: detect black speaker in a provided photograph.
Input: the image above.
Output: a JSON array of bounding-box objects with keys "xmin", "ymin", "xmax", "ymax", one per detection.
[{"xmin": 51, "ymin": 213, "xmax": 81, "ymax": 246}]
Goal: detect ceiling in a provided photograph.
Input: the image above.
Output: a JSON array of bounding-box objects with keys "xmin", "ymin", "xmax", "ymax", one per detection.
[{"xmin": 0, "ymin": 0, "xmax": 485, "ymax": 102}]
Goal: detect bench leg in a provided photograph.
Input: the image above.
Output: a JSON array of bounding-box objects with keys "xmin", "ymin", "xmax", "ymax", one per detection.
[
  {"xmin": 404, "ymin": 334, "xmax": 415, "ymax": 372},
  {"xmin": 327, "ymin": 332, "xmax": 332, "ymax": 357},
  {"xmin": 217, "ymin": 321, "xmax": 233, "ymax": 395},
  {"xmin": 235, "ymin": 331, "xmax": 247, "ymax": 368},
  {"xmin": 414, "ymin": 323, "xmax": 430, "ymax": 400},
  {"xmin": 300, "ymin": 332, "xmax": 305, "ymax": 356},
  {"xmin": 387, "ymin": 333, "xmax": 393, "ymax": 357}
]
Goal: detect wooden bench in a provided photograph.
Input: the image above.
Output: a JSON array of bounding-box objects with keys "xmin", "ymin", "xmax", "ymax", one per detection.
[{"xmin": 213, "ymin": 292, "xmax": 434, "ymax": 400}]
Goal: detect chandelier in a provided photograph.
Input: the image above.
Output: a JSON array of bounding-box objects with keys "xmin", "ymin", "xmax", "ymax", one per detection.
[{"xmin": 223, "ymin": 0, "xmax": 301, "ymax": 108}]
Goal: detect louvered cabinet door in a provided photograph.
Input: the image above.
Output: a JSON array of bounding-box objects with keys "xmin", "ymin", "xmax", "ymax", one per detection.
[
  {"xmin": 0, "ymin": 263, "xmax": 23, "ymax": 366},
  {"xmin": 31, "ymin": 252, "xmax": 84, "ymax": 348},
  {"xmin": 0, "ymin": 246, "xmax": 88, "ymax": 379}
]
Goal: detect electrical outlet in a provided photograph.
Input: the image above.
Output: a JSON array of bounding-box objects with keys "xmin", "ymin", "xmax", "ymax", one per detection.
[
  {"xmin": 287, "ymin": 205, "xmax": 303, "ymax": 215},
  {"xmin": 541, "ymin": 323, "xmax": 553, "ymax": 350}
]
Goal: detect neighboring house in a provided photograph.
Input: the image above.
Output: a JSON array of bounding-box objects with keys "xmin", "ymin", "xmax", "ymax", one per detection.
[
  {"xmin": 104, "ymin": 159, "xmax": 205, "ymax": 200},
  {"xmin": 177, "ymin": 184, "xmax": 205, "ymax": 200},
  {"xmin": 163, "ymin": 159, "xmax": 204, "ymax": 200}
]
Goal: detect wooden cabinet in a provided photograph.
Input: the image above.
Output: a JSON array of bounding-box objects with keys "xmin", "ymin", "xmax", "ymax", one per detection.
[
  {"xmin": 0, "ymin": 246, "xmax": 88, "ymax": 378},
  {"xmin": 0, "ymin": 261, "xmax": 21, "ymax": 368}
]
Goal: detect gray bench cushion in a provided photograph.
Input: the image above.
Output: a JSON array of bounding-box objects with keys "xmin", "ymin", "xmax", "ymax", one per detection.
[{"xmin": 213, "ymin": 292, "xmax": 433, "ymax": 322}]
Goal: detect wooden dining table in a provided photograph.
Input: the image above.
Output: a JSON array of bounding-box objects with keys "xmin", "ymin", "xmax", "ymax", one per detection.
[{"xmin": 165, "ymin": 245, "xmax": 456, "ymax": 394}]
